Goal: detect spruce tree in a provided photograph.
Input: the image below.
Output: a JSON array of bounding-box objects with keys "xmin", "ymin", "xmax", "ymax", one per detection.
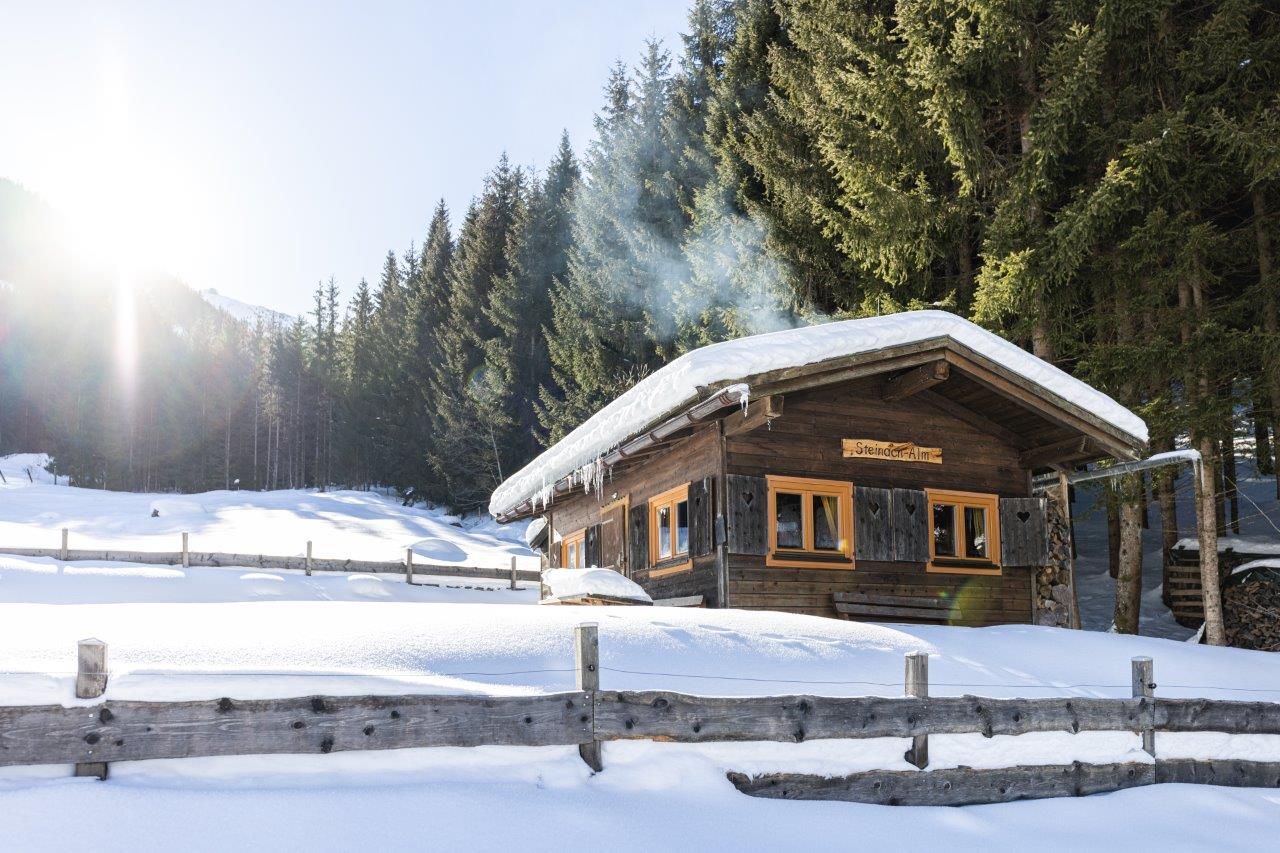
[
  {"xmin": 428, "ymin": 156, "xmax": 526, "ymax": 507},
  {"xmin": 487, "ymin": 133, "xmax": 579, "ymax": 462}
]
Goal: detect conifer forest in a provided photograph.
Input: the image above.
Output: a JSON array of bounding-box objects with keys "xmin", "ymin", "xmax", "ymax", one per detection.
[{"xmin": 1, "ymin": 0, "xmax": 1278, "ymax": 517}]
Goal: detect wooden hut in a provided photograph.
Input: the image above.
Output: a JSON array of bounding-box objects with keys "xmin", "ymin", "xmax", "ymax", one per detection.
[{"xmin": 491, "ymin": 311, "xmax": 1147, "ymax": 625}]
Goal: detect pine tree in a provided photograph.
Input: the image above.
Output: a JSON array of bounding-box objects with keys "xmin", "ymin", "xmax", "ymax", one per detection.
[
  {"xmin": 487, "ymin": 134, "xmax": 579, "ymax": 463},
  {"xmin": 404, "ymin": 200, "xmax": 455, "ymax": 498},
  {"xmin": 428, "ymin": 156, "xmax": 526, "ymax": 507}
]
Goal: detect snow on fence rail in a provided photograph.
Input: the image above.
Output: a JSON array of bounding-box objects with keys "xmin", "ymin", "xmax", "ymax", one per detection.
[
  {"xmin": 5, "ymin": 632, "xmax": 1280, "ymax": 805},
  {"xmin": 1, "ymin": 528, "xmax": 539, "ymax": 584}
]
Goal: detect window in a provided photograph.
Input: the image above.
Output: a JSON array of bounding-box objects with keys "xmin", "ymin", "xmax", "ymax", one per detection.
[
  {"xmin": 926, "ymin": 489, "xmax": 1000, "ymax": 574},
  {"xmin": 648, "ymin": 483, "xmax": 691, "ymax": 577},
  {"xmin": 766, "ymin": 476, "xmax": 853, "ymax": 569},
  {"xmin": 561, "ymin": 529, "xmax": 586, "ymax": 569}
]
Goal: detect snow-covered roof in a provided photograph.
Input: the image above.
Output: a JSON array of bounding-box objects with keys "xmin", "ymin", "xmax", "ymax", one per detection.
[{"xmin": 490, "ymin": 310, "xmax": 1148, "ymax": 518}]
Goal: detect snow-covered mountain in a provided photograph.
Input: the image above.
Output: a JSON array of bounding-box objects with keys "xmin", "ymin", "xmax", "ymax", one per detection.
[{"xmin": 200, "ymin": 288, "xmax": 293, "ymax": 327}]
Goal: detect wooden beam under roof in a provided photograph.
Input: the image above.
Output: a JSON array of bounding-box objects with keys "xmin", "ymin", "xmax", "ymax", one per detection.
[
  {"xmin": 723, "ymin": 395, "xmax": 784, "ymax": 438},
  {"xmin": 918, "ymin": 390, "xmax": 1030, "ymax": 450},
  {"xmin": 882, "ymin": 360, "xmax": 950, "ymax": 403},
  {"xmin": 941, "ymin": 349, "xmax": 1142, "ymax": 461},
  {"xmin": 1020, "ymin": 436, "xmax": 1093, "ymax": 469}
]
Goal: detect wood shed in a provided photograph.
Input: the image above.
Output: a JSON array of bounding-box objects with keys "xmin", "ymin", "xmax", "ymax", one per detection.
[{"xmin": 491, "ymin": 311, "xmax": 1148, "ymax": 626}]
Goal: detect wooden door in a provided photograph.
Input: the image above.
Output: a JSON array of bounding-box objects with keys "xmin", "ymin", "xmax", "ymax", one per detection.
[{"xmin": 600, "ymin": 499, "xmax": 628, "ymax": 575}]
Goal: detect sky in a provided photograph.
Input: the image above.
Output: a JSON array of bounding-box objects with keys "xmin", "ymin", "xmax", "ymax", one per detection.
[{"xmin": 0, "ymin": 1, "xmax": 690, "ymax": 315}]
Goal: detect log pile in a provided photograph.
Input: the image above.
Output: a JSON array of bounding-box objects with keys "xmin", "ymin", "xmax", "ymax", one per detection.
[
  {"xmin": 1223, "ymin": 578, "xmax": 1280, "ymax": 651},
  {"xmin": 1034, "ymin": 485, "xmax": 1074, "ymax": 628}
]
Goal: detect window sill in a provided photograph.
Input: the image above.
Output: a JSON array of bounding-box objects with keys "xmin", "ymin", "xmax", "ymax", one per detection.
[
  {"xmin": 766, "ymin": 551, "xmax": 854, "ymax": 570},
  {"xmin": 927, "ymin": 558, "xmax": 1001, "ymax": 576},
  {"xmin": 649, "ymin": 557, "xmax": 693, "ymax": 578}
]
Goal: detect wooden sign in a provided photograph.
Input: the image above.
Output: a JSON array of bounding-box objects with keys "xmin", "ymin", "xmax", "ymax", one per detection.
[{"xmin": 842, "ymin": 438, "xmax": 942, "ymax": 465}]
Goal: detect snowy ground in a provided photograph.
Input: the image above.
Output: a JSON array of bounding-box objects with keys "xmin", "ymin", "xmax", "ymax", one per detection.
[
  {"xmin": 0, "ymin": 453, "xmax": 537, "ymax": 570},
  {"xmin": 1073, "ymin": 454, "xmax": 1280, "ymax": 639},
  {"xmin": 5, "ymin": 452, "xmax": 1280, "ymax": 850}
]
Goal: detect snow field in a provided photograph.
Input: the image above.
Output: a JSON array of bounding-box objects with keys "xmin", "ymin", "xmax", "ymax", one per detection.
[{"xmin": 0, "ymin": 454, "xmax": 537, "ymax": 570}]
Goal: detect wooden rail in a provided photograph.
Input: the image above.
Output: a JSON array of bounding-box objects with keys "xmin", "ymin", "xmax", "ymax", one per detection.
[
  {"xmin": 0, "ymin": 542, "xmax": 540, "ymax": 583},
  {"xmin": 4, "ymin": 633, "xmax": 1280, "ymax": 806}
]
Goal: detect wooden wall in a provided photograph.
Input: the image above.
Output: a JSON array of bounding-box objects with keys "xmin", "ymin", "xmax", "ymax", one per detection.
[
  {"xmin": 545, "ymin": 423, "xmax": 724, "ymax": 606},
  {"xmin": 726, "ymin": 558, "xmax": 1034, "ymax": 624},
  {"xmin": 726, "ymin": 376, "xmax": 1029, "ymax": 495},
  {"xmin": 540, "ymin": 373, "xmax": 1042, "ymax": 625},
  {"xmin": 723, "ymin": 375, "xmax": 1035, "ymax": 626}
]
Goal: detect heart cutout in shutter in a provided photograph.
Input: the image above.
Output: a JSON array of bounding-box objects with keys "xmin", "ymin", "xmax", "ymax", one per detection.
[
  {"xmin": 744, "ymin": 492, "xmax": 754, "ymax": 506},
  {"xmin": 905, "ymin": 502, "xmax": 917, "ymax": 516},
  {"xmin": 1017, "ymin": 510, "xmax": 1030, "ymax": 523}
]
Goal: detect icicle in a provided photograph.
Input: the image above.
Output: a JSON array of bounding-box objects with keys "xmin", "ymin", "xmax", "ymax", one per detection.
[{"xmin": 738, "ymin": 385, "xmax": 750, "ymax": 415}]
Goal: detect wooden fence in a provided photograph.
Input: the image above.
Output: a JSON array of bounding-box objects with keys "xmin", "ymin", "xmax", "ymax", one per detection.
[
  {"xmin": 1, "ymin": 528, "xmax": 540, "ymax": 585},
  {"xmin": 4, "ymin": 631, "xmax": 1280, "ymax": 805}
]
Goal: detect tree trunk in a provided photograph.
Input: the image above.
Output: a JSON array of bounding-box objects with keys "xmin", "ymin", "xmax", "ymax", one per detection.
[
  {"xmin": 1222, "ymin": 416, "xmax": 1239, "ymax": 534},
  {"xmin": 1154, "ymin": 434, "xmax": 1179, "ymax": 608},
  {"xmin": 1107, "ymin": 487, "xmax": 1120, "ymax": 579},
  {"xmin": 1196, "ymin": 447, "xmax": 1226, "ymax": 646},
  {"xmin": 1113, "ymin": 474, "xmax": 1144, "ymax": 634},
  {"xmin": 1253, "ymin": 190, "xmax": 1280, "ymax": 498},
  {"xmin": 1253, "ymin": 394, "xmax": 1273, "ymax": 475}
]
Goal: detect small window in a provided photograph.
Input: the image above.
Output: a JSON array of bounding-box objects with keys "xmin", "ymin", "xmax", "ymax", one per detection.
[
  {"xmin": 649, "ymin": 483, "xmax": 692, "ymax": 577},
  {"xmin": 927, "ymin": 489, "xmax": 1000, "ymax": 574},
  {"xmin": 766, "ymin": 476, "xmax": 853, "ymax": 569},
  {"xmin": 561, "ymin": 529, "xmax": 586, "ymax": 569}
]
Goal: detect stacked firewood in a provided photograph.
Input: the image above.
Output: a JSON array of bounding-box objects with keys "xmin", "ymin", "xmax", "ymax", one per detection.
[
  {"xmin": 1034, "ymin": 487, "xmax": 1073, "ymax": 628},
  {"xmin": 1223, "ymin": 578, "xmax": 1280, "ymax": 651}
]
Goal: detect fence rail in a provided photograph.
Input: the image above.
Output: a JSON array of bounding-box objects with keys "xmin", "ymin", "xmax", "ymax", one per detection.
[
  {"xmin": 4, "ymin": 632, "xmax": 1280, "ymax": 805},
  {"xmin": 1, "ymin": 532, "xmax": 540, "ymax": 583}
]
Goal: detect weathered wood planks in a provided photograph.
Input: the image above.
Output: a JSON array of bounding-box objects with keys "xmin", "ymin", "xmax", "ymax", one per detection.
[
  {"xmin": 726, "ymin": 474, "xmax": 768, "ymax": 555},
  {"xmin": 594, "ymin": 692, "xmax": 1148, "ymax": 742},
  {"xmin": 728, "ymin": 761, "xmax": 1156, "ymax": 806},
  {"xmin": 853, "ymin": 486, "xmax": 894, "ymax": 561},
  {"xmin": 1154, "ymin": 698, "xmax": 1280, "ymax": 734},
  {"xmin": 999, "ymin": 497, "xmax": 1049, "ymax": 567},
  {"xmin": 0, "ymin": 693, "xmax": 593, "ymax": 768}
]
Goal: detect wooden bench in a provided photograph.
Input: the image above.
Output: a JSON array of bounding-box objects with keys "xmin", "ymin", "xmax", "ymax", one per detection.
[{"xmin": 832, "ymin": 592, "xmax": 952, "ymax": 624}]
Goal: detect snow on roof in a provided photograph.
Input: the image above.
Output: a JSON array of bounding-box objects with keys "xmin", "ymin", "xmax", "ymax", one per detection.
[{"xmin": 490, "ymin": 310, "xmax": 1149, "ymax": 518}]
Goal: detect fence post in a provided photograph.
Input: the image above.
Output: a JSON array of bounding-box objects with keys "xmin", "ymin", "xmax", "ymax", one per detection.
[
  {"xmin": 575, "ymin": 623, "xmax": 603, "ymax": 772},
  {"xmin": 61, "ymin": 527, "xmax": 68, "ymax": 561},
  {"xmin": 905, "ymin": 651, "xmax": 929, "ymax": 769},
  {"xmin": 510, "ymin": 555, "xmax": 519, "ymax": 590},
  {"xmin": 1132, "ymin": 656, "xmax": 1155, "ymax": 756},
  {"xmin": 182, "ymin": 532, "xmax": 189, "ymax": 569},
  {"xmin": 405, "ymin": 548, "xmax": 415, "ymax": 585},
  {"xmin": 75, "ymin": 639, "xmax": 108, "ymax": 780},
  {"xmin": 305, "ymin": 541, "xmax": 313, "ymax": 576}
]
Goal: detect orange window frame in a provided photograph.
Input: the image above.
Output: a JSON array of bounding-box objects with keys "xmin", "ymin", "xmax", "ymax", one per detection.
[
  {"xmin": 561, "ymin": 529, "xmax": 586, "ymax": 569},
  {"xmin": 926, "ymin": 489, "xmax": 1001, "ymax": 575},
  {"xmin": 766, "ymin": 475, "xmax": 854, "ymax": 570},
  {"xmin": 648, "ymin": 483, "xmax": 692, "ymax": 577}
]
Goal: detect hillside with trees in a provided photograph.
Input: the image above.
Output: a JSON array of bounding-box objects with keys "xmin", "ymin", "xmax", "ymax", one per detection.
[{"xmin": 1, "ymin": 0, "xmax": 1278, "ymax": 526}]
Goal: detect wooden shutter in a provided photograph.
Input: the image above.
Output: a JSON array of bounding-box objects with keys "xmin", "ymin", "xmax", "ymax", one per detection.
[
  {"xmin": 1000, "ymin": 497, "xmax": 1048, "ymax": 566},
  {"xmin": 601, "ymin": 502, "xmax": 626, "ymax": 570},
  {"xmin": 628, "ymin": 502, "xmax": 649, "ymax": 575},
  {"xmin": 726, "ymin": 474, "xmax": 768, "ymax": 555},
  {"xmin": 689, "ymin": 477, "xmax": 714, "ymax": 557},
  {"xmin": 584, "ymin": 523, "xmax": 602, "ymax": 568},
  {"xmin": 854, "ymin": 486, "xmax": 894, "ymax": 562},
  {"xmin": 548, "ymin": 530, "xmax": 561, "ymax": 568},
  {"xmin": 891, "ymin": 488, "xmax": 929, "ymax": 563}
]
